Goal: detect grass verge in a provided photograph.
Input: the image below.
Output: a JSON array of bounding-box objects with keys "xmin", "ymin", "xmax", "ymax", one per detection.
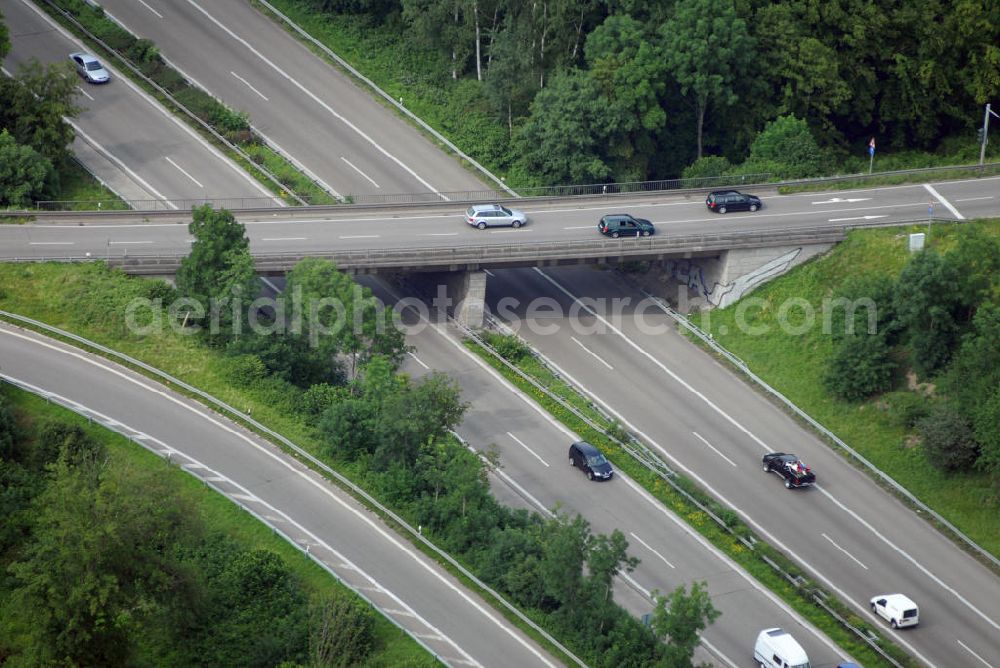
[
  {"xmin": 462, "ymin": 332, "xmax": 916, "ymax": 668},
  {"xmin": 0, "ymin": 384, "xmax": 439, "ymax": 667}
]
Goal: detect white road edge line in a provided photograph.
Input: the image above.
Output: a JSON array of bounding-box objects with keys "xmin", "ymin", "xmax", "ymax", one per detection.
[
  {"xmin": 691, "ymin": 432, "xmax": 737, "ymax": 467},
  {"xmin": 407, "ymin": 351, "xmax": 430, "ymax": 370},
  {"xmin": 0, "ymin": 327, "xmax": 554, "ymax": 668},
  {"xmin": 73, "ymin": 125, "xmax": 178, "ymax": 209},
  {"xmin": 136, "ymin": 0, "xmax": 164, "ymax": 18},
  {"xmin": 954, "ymin": 196, "xmax": 993, "ymax": 202},
  {"xmin": 339, "ymin": 234, "xmax": 380, "ymax": 239},
  {"xmin": 76, "ymin": 86, "xmax": 94, "ymax": 101},
  {"xmin": 260, "ymin": 237, "xmax": 307, "ymax": 241},
  {"xmin": 821, "ymin": 533, "xmax": 868, "ymax": 570},
  {"xmin": 924, "ymin": 183, "xmax": 965, "ymax": 219},
  {"xmin": 570, "ymin": 336, "xmax": 613, "ymax": 370},
  {"xmin": 108, "ymin": 241, "xmax": 154, "ymax": 245},
  {"xmin": 629, "ymin": 531, "xmax": 675, "ymax": 569},
  {"xmin": 507, "ymin": 432, "xmax": 550, "ymax": 468},
  {"xmin": 29, "ymin": 242, "xmax": 75, "ymax": 246}
]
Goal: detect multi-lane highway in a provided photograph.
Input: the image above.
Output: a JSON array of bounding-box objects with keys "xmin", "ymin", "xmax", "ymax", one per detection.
[
  {"xmin": 2, "ymin": 0, "xmax": 277, "ymax": 208},
  {"xmin": 4, "ymin": 0, "xmax": 1000, "ymax": 666}
]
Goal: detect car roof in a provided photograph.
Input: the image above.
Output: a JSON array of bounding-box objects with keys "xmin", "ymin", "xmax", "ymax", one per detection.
[
  {"xmin": 469, "ymin": 204, "xmax": 503, "ymax": 213},
  {"xmin": 759, "ymin": 628, "xmax": 808, "ymax": 662},
  {"xmin": 709, "ymin": 190, "xmax": 740, "ymax": 196},
  {"xmin": 878, "ymin": 593, "xmax": 918, "ymax": 608},
  {"xmin": 70, "ymin": 52, "xmax": 99, "ymax": 63},
  {"xmin": 572, "ymin": 441, "xmax": 601, "ymax": 455}
]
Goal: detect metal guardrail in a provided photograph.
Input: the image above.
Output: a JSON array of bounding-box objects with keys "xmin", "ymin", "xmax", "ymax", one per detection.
[
  {"xmin": 0, "ymin": 309, "xmax": 587, "ymax": 668},
  {"xmin": 642, "ymin": 293, "xmax": 1000, "ymax": 572},
  {"xmin": 23, "ymin": 161, "xmax": 1000, "ymax": 213}
]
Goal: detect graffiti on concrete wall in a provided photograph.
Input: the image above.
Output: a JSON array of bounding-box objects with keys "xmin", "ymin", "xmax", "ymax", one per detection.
[{"xmin": 666, "ymin": 248, "xmax": 803, "ymax": 308}]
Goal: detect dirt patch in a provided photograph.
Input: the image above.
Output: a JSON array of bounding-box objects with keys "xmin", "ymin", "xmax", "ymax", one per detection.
[{"xmin": 906, "ymin": 370, "xmax": 935, "ymax": 396}]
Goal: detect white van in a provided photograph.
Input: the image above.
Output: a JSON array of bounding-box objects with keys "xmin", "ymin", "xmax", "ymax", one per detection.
[
  {"xmin": 754, "ymin": 628, "xmax": 811, "ymax": 668},
  {"xmin": 870, "ymin": 593, "xmax": 919, "ymax": 628}
]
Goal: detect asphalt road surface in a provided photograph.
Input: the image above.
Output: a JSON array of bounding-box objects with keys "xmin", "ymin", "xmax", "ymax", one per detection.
[
  {"xmin": 481, "ymin": 264, "xmax": 1000, "ymax": 668},
  {"xmin": 2, "ymin": 177, "xmax": 998, "ymax": 260},
  {"xmin": 0, "ymin": 321, "xmax": 560, "ymax": 668},
  {"xmin": 92, "ymin": 0, "xmax": 494, "ymax": 200},
  {"xmin": 2, "ymin": 0, "xmax": 277, "ymax": 208}
]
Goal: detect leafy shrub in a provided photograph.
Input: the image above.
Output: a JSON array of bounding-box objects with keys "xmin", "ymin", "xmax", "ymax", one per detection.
[
  {"xmin": 745, "ymin": 115, "xmax": 830, "ymax": 179},
  {"xmin": 227, "ymin": 355, "xmax": 268, "ymax": 386},
  {"xmin": 297, "ymin": 383, "xmax": 342, "ymax": 417},
  {"xmin": 824, "ymin": 333, "xmax": 896, "ymax": 401},
  {"xmin": 309, "ymin": 594, "xmax": 376, "ymax": 667},
  {"xmin": 917, "ymin": 403, "xmax": 980, "ymax": 473},
  {"xmin": 681, "ymin": 156, "xmax": 732, "ymax": 187},
  {"xmin": 482, "ymin": 332, "xmax": 532, "ymax": 363},
  {"xmin": 882, "ymin": 391, "xmax": 931, "ymax": 429}
]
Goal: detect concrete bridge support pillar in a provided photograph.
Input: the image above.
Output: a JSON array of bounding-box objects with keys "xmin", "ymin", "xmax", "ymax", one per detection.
[{"xmin": 438, "ymin": 270, "xmax": 488, "ymax": 329}]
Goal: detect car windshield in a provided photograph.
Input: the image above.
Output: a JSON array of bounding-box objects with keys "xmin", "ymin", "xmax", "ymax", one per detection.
[
  {"xmin": 791, "ymin": 663, "xmax": 810, "ymax": 668},
  {"xmin": 499, "ymin": 206, "xmax": 512, "ymax": 215},
  {"xmin": 587, "ymin": 454, "xmax": 608, "ymax": 467},
  {"xmin": 86, "ymin": 61, "xmax": 103, "ymax": 71}
]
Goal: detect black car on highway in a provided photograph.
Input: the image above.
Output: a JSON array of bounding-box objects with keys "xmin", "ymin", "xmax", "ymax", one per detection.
[
  {"xmin": 706, "ymin": 190, "xmax": 762, "ymax": 214},
  {"xmin": 598, "ymin": 214, "xmax": 655, "ymax": 238},
  {"xmin": 569, "ymin": 441, "xmax": 614, "ymax": 481},
  {"xmin": 762, "ymin": 452, "xmax": 815, "ymax": 489}
]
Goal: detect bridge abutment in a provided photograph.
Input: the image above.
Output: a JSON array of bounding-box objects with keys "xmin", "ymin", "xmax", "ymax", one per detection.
[{"xmin": 435, "ymin": 270, "xmax": 488, "ymax": 329}]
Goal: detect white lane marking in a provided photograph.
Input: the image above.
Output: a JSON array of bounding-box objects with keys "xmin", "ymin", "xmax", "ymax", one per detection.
[
  {"xmin": 108, "ymin": 240, "xmax": 154, "ymax": 245},
  {"xmin": 570, "ymin": 336, "xmax": 613, "ymax": 370},
  {"xmin": 0, "ymin": 370, "xmax": 482, "ymax": 668},
  {"xmin": 29, "ymin": 242, "xmax": 75, "ymax": 246},
  {"xmin": 821, "ymin": 533, "xmax": 868, "ymax": 570},
  {"xmin": 828, "ymin": 215, "xmax": 887, "ymax": 222},
  {"xmin": 507, "ymin": 432, "xmax": 550, "ymax": 467},
  {"xmin": 137, "ymin": 0, "xmax": 164, "ymax": 18},
  {"xmin": 422, "ymin": 232, "xmax": 459, "ymax": 237},
  {"xmin": 411, "ymin": 310, "xmax": 856, "ymax": 665},
  {"xmin": 407, "ymin": 352, "xmax": 429, "ymax": 370},
  {"xmin": 483, "ymin": 269, "xmax": 495, "ymax": 277},
  {"xmin": 957, "ymin": 639, "xmax": 995, "ymax": 668},
  {"xmin": 76, "ymin": 86, "xmax": 94, "ymax": 101},
  {"xmin": 72, "ymin": 126, "xmax": 178, "ymax": 209},
  {"xmin": 629, "ymin": 531, "xmax": 675, "ymax": 569},
  {"xmin": 231, "ymin": 71, "xmax": 269, "ymax": 100},
  {"xmin": 489, "ymin": 228, "xmax": 533, "ymax": 234},
  {"xmin": 955, "ymin": 196, "xmax": 994, "ymax": 202},
  {"xmin": 164, "ymin": 156, "xmax": 204, "ymax": 188},
  {"xmin": 339, "ymin": 234, "xmax": 380, "ymax": 239},
  {"xmin": 530, "ymin": 268, "xmax": 947, "ymax": 665},
  {"xmin": 0, "ymin": 330, "xmax": 548, "ymax": 668},
  {"xmin": 341, "ymin": 157, "xmax": 380, "ymax": 188},
  {"xmin": 182, "ymin": 0, "xmax": 447, "ymax": 200},
  {"xmin": 925, "ymin": 183, "xmax": 965, "ymax": 219},
  {"xmin": 812, "ymin": 197, "xmax": 871, "ymax": 204},
  {"xmin": 260, "ymin": 237, "xmax": 307, "ymax": 241},
  {"xmin": 691, "ymin": 432, "xmax": 736, "ymax": 467},
  {"xmin": 260, "ymin": 276, "xmax": 282, "ymax": 294}
]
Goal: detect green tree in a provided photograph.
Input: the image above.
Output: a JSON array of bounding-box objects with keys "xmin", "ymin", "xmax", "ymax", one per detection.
[
  {"xmin": 940, "ymin": 302, "xmax": 1000, "ymax": 416},
  {"xmin": 660, "ymin": 0, "xmax": 754, "ymax": 158},
  {"xmin": 373, "ymin": 372, "xmax": 466, "ymax": 468},
  {"xmin": 973, "ymin": 386, "xmax": 1000, "ymax": 482},
  {"xmin": 0, "ymin": 393, "xmax": 16, "ymax": 460},
  {"xmin": 823, "ymin": 333, "xmax": 896, "ymax": 401},
  {"xmin": 309, "ymin": 594, "xmax": 375, "ymax": 667},
  {"xmin": 944, "ymin": 226, "xmax": 1000, "ymax": 324},
  {"xmin": 175, "ymin": 205, "xmax": 258, "ymax": 339},
  {"xmin": 651, "ymin": 581, "xmax": 721, "ymax": 668},
  {"xmin": 894, "ymin": 249, "xmax": 963, "ymax": 377},
  {"xmin": 0, "ymin": 128, "xmax": 53, "ymax": 207},
  {"xmin": 0, "ymin": 9, "xmax": 10, "ymax": 60},
  {"xmin": 539, "ymin": 513, "xmax": 590, "ymax": 612},
  {"xmin": 8, "ymin": 458, "xmax": 200, "ymax": 666},
  {"xmin": 917, "ymin": 402, "xmax": 980, "ymax": 473},
  {"xmin": 0, "ymin": 59, "xmax": 81, "ymax": 166},
  {"xmin": 745, "ymin": 115, "xmax": 827, "ymax": 179}
]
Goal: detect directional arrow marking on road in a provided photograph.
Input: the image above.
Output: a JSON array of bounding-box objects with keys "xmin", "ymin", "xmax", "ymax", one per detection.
[
  {"xmin": 813, "ymin": 197, "xmax": 872, "ymax": 204},
  {"xmin": 828, "ymin": 215, "xmax": 888, "ymax": 222}
]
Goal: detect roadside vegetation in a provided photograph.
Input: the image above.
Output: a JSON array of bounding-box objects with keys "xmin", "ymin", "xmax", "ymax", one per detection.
[
  {"xmin": 685, "ymin": 219, "xmax": 1000, "ymax": 558},
  {"xmin": 0, "ymin": 387, "xmax": 434, "ymax": 667},
  {"xmin": 258, "ymin": 0, "xmax": 998, "ymax": 190},
  {"xmin": 0, "ymin": 206, "xmax": 723, "ymax": 667}
]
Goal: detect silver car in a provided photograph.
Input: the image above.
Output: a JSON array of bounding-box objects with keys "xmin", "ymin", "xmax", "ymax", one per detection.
[
  {"xmin": 465, "ymin": 204, "xmax": 527, "ymax": 229},
  {"xmin": 70, "ymin": 52, "xmax": 111, "ymax": 84}
]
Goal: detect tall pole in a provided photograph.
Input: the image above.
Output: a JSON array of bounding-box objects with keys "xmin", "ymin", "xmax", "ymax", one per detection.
[{"xmin": 980, "ymin": 103, "xmax": 991, "ymax": 166}]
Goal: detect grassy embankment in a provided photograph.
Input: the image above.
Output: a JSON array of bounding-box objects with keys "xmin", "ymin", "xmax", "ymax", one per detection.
[{"xmin": 0, "ymin": 385, "xmax": 438, "ymax": 667}]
